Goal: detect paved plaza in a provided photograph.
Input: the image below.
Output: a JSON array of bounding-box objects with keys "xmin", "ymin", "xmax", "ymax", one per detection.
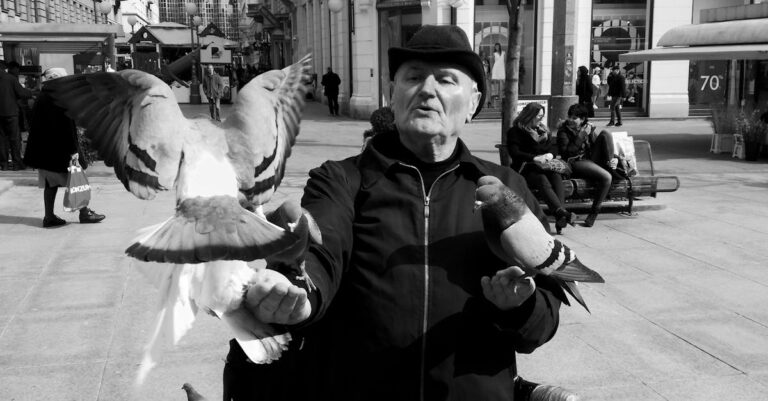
[{"xmin": 1, "ymin": 102, "xmax": 767, "ymax": 400}]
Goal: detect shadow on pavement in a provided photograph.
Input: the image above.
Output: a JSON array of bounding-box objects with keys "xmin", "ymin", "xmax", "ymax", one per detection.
[{"xmin": 0, "ymin": 214, "xmax": 42, "ymax": 227}]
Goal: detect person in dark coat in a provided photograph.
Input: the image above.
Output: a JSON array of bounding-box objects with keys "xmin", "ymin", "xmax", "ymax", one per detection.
[
  {"xmin": 507, "ymin": 102, "xmax": 573, "ymax": 234},
  {"xmin": 320, "ymin": 67, "xmax": 341, "ymax": 116},
  {"xmin": 557, "ymin": 104, "xmax": 620, "ymax": 227},
  {"xmin": 606, "ymin": 65, "xmax": 626, "ymax": 127},
  {"xmin": 23, "ymin": 68, "xmax": 105, "ymax": 228},
  {"xmin": 0, "ymin": 60, "xmax": 34, "ymax": 170},
  {"xmin": 227, "ymin": 25, "xmax": 562, "ymax": 401},
  {"xmin": 575, "ymin": 65, "xmax": 594, "ymax": 117}
]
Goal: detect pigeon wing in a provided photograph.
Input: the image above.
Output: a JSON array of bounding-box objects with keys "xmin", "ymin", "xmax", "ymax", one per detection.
[
  {"xmin": 43, "ymin": 70, "xmax": 187, "ymax": 200},
  {"xmin": 226, "ymin": 55, "xmax": 313, "ymax": 206}
]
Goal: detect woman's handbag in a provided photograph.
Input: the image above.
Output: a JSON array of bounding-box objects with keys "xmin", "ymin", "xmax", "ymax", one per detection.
[
  {"xmin": 526, "ymin": 158, "xmax": 572, "ymax": 176},
  {"xmin": 63, "ymin": 157, "xmax": 91, "ymax": 211}
]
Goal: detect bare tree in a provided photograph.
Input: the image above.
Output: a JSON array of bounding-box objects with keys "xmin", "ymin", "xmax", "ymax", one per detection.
[{"xmin": 500, "ymin": 0, "xmax": 523, "ymax": 166}]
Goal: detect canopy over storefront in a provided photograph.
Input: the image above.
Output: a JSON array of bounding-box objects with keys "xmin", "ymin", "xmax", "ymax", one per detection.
[
  {"xmin": 0, "ymin": 23, "xmax": 124, "ymax": 53},
  {"xmin": 620, "ymin": 18, "xmax": 768, "ymax": 62}
]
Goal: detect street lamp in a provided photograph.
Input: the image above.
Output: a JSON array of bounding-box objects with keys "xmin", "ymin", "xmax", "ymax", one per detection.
[
  {"xmin": 186, "ymin": 2, "xmax": 202, "ymax": 104},
  {"xmin": 127, "ymin": 15, "xmax": 138, "ymax": 34}
]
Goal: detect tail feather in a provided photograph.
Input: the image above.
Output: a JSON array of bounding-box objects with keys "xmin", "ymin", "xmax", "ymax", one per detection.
[
  {"xmin": 562, "ymin": 280, "xmax": 591, "ymax": 313},
  {"xmin": 135, "ymin": 264, "xmax": 200, "ymax": 386},
  {"xmin": 550, "ymin": 256, "xmax": 605, "ymax": 283},
  {"xmin": 126, "ymin": 196, "xmax": 298, "ymax": 263}
]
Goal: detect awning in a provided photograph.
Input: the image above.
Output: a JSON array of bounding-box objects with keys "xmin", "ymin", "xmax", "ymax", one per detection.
[
  {"xmin": 620, "ymin": 44, "xmax": 768, "ymax": 62},
  {"xmin": 619, "ymin": 17, "xmax": 768, "ymax": 62},
  {"xmin": 0, "ymin": 23, "xmax": 124, "ymax": 53}
]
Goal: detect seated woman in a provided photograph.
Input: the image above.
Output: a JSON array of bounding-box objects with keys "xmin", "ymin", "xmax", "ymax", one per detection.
[
  {"xmin": 557, "ymin": 104, "xmax": 619, "ymax": 227},
  {"xmin": 507, "ymin": 102, "xmax": 573, "ymax": 234}
]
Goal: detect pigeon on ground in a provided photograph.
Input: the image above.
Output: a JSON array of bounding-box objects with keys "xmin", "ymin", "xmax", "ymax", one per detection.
[
  {"xmin": 474, "ymin": 175, "xmax": 605, "ymax": 312},
  {"xmin": 43, "ymin": 57, "xmax": 314, "ymax": 384},
  {"xmin": 182, "ymin": 382, "xmax": 207, "ymax": 401},
  {"xmin": 265, "ymin": 199, "xmax": 322, "ymax": 291}
]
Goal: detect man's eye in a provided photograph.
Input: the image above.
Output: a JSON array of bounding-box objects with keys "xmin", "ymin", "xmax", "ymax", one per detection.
[{"xmin": 438, "ymin": 76, "xmax": 457, "ymax": 84}]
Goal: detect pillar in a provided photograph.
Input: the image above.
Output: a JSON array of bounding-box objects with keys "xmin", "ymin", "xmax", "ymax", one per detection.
[{"xmin": 548, "ymin": 0, "xmax": 578, "ymax": 129}]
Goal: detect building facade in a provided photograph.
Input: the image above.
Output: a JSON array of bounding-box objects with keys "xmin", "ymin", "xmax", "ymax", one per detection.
[
  {"xmin": 158, "ymin": 0, "xmax": 240, "ymax": 41},
  {"xmin": 247, "ymin": 0, "xmax": 763, "ymax": 119}
]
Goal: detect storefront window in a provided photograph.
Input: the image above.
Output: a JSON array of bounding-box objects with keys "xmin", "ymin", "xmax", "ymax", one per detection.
[
  {"xmin": 688, "ymin": 60, "xmax": 728, "ymax": 106},
  {"xmin": 591, "ymin": 0, "xmax": 649, "ymax": 111},
  {"xmin": 474, "ymin": 0, "xmax": 536, "ymax": 111}
]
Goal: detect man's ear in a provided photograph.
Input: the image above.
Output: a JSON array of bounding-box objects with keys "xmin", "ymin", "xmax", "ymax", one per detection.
[{"xmin": 466, "ymin": 85, "xmax": 481, "ymax": 123}]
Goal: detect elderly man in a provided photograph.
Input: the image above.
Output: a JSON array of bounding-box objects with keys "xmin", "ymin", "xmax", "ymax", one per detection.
[{"xmin": 227, "ymin": 25, "xmax": 562, "ymax": 401}]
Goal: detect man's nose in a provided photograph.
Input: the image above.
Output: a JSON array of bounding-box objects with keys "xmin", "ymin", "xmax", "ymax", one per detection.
[{"xmin": 417, "ymin": 75, "xmax": 438, "ymax": 97}]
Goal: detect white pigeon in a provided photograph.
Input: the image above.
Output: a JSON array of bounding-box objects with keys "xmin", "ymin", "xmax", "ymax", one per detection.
[{"xmin": 43, "ymin": 56, "xmax": 314, "ymax": 384}]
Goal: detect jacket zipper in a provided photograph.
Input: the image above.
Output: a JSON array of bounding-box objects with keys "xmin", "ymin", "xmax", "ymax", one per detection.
[{"xmin": 399, "ymin": 162, "xmax": 460, "ymax": 401}]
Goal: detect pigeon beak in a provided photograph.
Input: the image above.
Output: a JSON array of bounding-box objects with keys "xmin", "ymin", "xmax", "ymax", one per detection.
[{"xmin": 473, "ymin": 200, "xmax": 484, "ymax": 213}]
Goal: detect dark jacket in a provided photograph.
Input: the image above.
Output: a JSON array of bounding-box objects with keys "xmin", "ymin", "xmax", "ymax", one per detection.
[
  {"xmin": 0, "ymin": 70, "xmax": 33, "ymax": 117},
  {"xmin": 575, "ymin": 75, "xmax": 593, "ymax": 103},
  {"xmin": 321, "ymin": 71, "xmax": 341, "ymax": 96},
  {"xmin": 557, "ymin": 119, "xmax": 596, "ymax": 161},
  {"xmin": 506, "ymin": 125, "xmax": 557, "ymax": 172},
  {"xmin": 283, "ymin": 131, "xmax": 560, "ymax": 401},
  {"xmin": 23, "ymin": 91, "xmax": 85, "ymax": 172},
  {"xmin": 607, "ymin": 72, "xmax": 626, "ymax": 98}
]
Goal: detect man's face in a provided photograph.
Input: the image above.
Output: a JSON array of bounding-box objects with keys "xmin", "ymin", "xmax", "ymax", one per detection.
[{"xmin": 391, "ymin": 60, "xmax": 480, "ymax": 139}]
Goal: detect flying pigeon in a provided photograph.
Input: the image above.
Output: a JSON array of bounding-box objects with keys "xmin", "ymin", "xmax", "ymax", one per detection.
[
  {"xmin": 265, "ymin": 199, "xmax": 322, "ymax": 291},
  {"xmin": 43, "ymin": 55, "xmax": 314, "ymax": 263},
  {"xmin": 43, "ymin": 57, "xmax": 315, "ymax": 384},
  {"xmin": 474, "ymin": 175, "xmax": 605, "ymax": 312}
]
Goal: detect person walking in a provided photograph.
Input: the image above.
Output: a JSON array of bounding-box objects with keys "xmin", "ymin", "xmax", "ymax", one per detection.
[
  {"xmin": 321, "ymin": 67, "xmax": 341, "ymax": 116},
  {"xmin": 575, "ymin": 65, "xmax": 594, "ymax": 117},
  {"xmin": 22, "ymin": 68, "xmax": 105, "ymax": 228},
  {"xmin": 202, "ymin": 64, "xmax": 224, "ymax": 121},
  {"xmin": 591, "ymin": 67, "xmax": 602, "ymax": 107},
  {"xmin": 0, "ymin": 60, "xmax": 34, "ymax": 170},
  {"xmin": 606, "ymin": 65, "xmax": 626, "ymax": 127},
  {"xmin": 227, "ymin": 24, "xmax": 563, "ymax": 401}
]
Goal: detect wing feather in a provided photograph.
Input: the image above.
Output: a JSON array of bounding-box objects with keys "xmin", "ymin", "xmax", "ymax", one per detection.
[
  {"xmin": 43, "ymin": 70, "xmax": 188, "ymax": 200},
  {"xmin": 225, "ymin": 55, "xmax": 313, "ymax": 206}
]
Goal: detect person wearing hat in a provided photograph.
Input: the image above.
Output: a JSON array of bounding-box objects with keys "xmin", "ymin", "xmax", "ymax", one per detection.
[{"xmin": 224, "ymin": 25, "xmax": 562, "ymax": 401}]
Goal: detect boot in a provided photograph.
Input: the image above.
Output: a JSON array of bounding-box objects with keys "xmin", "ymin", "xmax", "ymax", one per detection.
[
  {"xmin": 554, "ymin": 208, "xmax": 573, "ymax": 235},
  {"xmin": 584, "ymin": 212, "xmax": 598, "ymax": 228}
]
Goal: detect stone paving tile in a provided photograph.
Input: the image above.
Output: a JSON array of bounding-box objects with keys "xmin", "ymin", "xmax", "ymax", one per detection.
[
  {"xmin": 0, "ymin": 362, "xmax": 103, "ymax": 401},
  {"xmin": 99, "ymin": 352, "xmax": 224, "ymax": 401},
  {"xmin": 19, "ymin": 275, "xmax": 125, "ymax": 314},
  {"xmin": 0, "ymin": 310, "xmax": 114, "ymax": 367},
  {"xmin": 649, "ymin": 374, "xmax": 768, "ymax": 401},
  {"xmin": 576, "ymin": 382, "xmax": 669, "ymax": 401},
  {"xmin": 654, "ymin": 312, "xmax": 768, "ymax": 373},
  {"xmin": 0, "ymin": 279, "xmax": 33, "ymax": 318},
  {"xmin": 566, "ymin": 316, "xmax": 742, "ymax": 383}
]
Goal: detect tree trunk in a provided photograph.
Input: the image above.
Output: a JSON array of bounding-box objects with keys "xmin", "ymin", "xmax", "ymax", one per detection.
[{"xmin": 500, "ymin": 0, "xmax": 523, "ymax": 167}]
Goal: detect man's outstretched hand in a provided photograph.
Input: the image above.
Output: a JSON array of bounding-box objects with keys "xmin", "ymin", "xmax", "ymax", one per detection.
[
  {"xmin": 244, "ymin": 269, "xmax": 311, "ymax": 325},
  {"xmin": 481, "ymin": 266, "xmax": 536, "ymax": 310}
]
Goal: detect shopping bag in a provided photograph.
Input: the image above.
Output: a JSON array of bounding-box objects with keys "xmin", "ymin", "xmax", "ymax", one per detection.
[
  {"xmin": 63, "ymin": 162, "xmax": 91, "ymax": 211},
  {"xmin": 611, "ymin": 131, "xmax": 638, "ymax": 177}
]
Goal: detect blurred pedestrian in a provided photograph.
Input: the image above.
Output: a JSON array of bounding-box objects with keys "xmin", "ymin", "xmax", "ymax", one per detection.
[
  {"xmin": 23, "ymin": 68, "xmax": 105, "ymax": 228},
  {"xmin": 202, "ymin": 64, "xmax": 224, "ymax": 121},
  {"xmin": 575, "ymin": 65, "xmax": 594, "ymax": 117},
  {"xmin": 606, "ymin": 65, "xmax": 626, "ymax": 127},
  {"xmin": 0, "ymin": 60, "xmax": 34, "ymax": 170},
  {"xmin": 321, "ymin": 67, "xmax": 341, "ymax": 116}
]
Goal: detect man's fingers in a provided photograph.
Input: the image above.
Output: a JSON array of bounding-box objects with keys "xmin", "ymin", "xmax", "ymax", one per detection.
[
  {"xmin": 258, "ymin": 282, "xmax": 291, "ymax": 315},
  {"xmin": 275, "ymin": 285, "xmax": 302, "ymax": 318}
]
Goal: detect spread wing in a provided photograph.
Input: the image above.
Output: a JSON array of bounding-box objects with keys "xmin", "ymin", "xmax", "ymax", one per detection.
[
  {"xmin": 224, "ymin": 55, "xmax": 313, "ymax": 206},
  {"xmin": 43, "ymin": 70, "xmax": 188, "ymax": 200}
]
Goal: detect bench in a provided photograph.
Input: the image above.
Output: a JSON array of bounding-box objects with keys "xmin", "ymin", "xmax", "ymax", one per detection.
[{"xmin": 495, "ymin": 139, "xmax": 680, "ymax": 214}]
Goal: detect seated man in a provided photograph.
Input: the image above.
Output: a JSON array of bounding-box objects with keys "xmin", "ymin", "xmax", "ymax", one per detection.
[{"xmin": 228, "ymin": 25, "xmax": 564, "ymax": 401}]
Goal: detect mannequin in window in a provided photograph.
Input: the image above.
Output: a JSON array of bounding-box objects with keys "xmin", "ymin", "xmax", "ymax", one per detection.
[{"xmin": 490, "ymin": 42, "xmax": 506, "ymax": 108}]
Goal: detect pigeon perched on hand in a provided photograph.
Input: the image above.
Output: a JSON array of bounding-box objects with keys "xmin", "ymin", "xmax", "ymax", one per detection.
[
  {"xmin": 44, "ymin": 55, "xmax": 314, "ymax": 263},
  {"xmin": 265, "ymin": 199, "xmax": 322, "ymax": 291},
  {"xmin": 43, "ymin": 58, "xmax": 314, "ymax": 385},
  {"xmin": 474, "ymin": 175, "xmax": 604, "ymax": 312},
  {"xmin": 182, "ymin": 382, "xmax": 207, "ymax": 401}
]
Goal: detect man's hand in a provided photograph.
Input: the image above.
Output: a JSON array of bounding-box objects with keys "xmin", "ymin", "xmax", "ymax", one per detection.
[
  {"xmin": 244, "ymin": 269, "xmax": 311, "ymax": 325},
  {"xmin": 481, "ymin": 266, "xmax": 536, "ymax": 310}
]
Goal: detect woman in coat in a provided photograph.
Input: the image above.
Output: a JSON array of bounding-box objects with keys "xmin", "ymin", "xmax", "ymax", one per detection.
[
  {"xmin": 557, "ymin": 104, "xmax": 620, "ymax": 227},
  {"xmin": 506, "ymin": 102, "xmax": 573, "ymax": 234},
  {"xmin": 23, "ymin": 68, "xmax": 105, "ymax": 228},
  {"xmin": 575, "ymin": 66, "xmax": 594, "ymax": 117}
]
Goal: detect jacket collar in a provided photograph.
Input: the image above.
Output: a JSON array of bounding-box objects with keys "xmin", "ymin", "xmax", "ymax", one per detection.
[{"xmin": 357, "ymin": 130, "xmax": 492, "ymax": 189}]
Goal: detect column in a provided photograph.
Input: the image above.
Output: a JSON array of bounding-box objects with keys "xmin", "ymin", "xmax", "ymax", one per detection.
[
  {"xmin": 647, "ymin": 0, "xmax": 692, "ymax": 118},
  {"xmin": 349, "ymin": 0, "xmax": 378, "ymax": 119},
  {"xmin": 548, "ymin": 0, "xmax": 578, "ymax": 128}
]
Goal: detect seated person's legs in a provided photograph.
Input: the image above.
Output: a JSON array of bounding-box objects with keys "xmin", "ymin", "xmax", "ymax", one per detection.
[
  {"xmin": 571, "ymin": 159, "xmax": 612, "ymax": 226},
  {"xmin": 524, "ymin": 169, "xmax": 564, "ymax": 215},
  {"xmin": 589, "ymin": 130, "xmax": 615, "ymax": 168}
]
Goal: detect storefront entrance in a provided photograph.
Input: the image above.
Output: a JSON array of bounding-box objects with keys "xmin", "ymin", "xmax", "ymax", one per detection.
[{"xmin": 378, "ymin": 4, "xmax": 422, "ymax": 108}]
